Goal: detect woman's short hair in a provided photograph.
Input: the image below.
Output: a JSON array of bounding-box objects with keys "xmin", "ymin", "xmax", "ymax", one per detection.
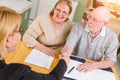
[{"xmin": 0, "ymin": 6, "xmax": 21, "ymax": 59}]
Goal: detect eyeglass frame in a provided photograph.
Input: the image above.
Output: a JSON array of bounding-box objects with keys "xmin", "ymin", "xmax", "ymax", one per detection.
[
  {"xmin": 54, "ymin": 8, "xmax": 69, "ymax": 16},
  {"xmin": 87, "ymin": 14, "xmax": 105, "ymax": 23}
]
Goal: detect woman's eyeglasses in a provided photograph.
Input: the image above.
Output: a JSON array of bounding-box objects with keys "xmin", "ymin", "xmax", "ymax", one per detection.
[{"xmin": 55, "ymin": 8, "xmax": 69, "ymax": 16}]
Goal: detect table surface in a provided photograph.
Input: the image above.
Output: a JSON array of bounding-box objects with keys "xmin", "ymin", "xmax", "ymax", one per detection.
[{"xmin": 4, "ymin": 41, "xmax": 120, "ymax": 80}]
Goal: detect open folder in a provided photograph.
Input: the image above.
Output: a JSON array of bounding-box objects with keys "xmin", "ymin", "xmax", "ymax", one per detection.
[
  {"xmin": 64, "ymin": 56, "xmax": 116, "ymax": 80},
  {"xmin": 24, "ymin": 49, "xmax": 54, "ymax": 69}
]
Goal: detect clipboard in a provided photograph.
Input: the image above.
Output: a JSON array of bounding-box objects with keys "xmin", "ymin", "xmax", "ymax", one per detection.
[
  {"xmin": 63, "ymin": 56, "xmax": 115, "ymax": 80},
  {"xmin": 69, "ymin": 56, "xmax": 86, "ymax": 63},
  {"xmin": 69, "ymin": 56, "xmax": 113, "ymax": 72}
]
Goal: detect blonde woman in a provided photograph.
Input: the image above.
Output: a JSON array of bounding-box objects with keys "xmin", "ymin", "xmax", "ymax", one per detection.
[{"xmin": 0, "ymin": 6, "xmax": 69, "ymax": 80}]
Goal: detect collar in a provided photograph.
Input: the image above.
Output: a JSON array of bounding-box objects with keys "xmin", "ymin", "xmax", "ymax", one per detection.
[{"xmin": 85, "ymin": 24, "xmax": 106, "ymax": 37}]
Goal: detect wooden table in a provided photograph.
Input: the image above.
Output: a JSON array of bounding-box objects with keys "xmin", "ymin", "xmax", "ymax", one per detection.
[
  {"xmin": 5, "ymin": 41, "xmax": 119, "ymax": 80},
  {"xmin": 5, "ymin": 41, "xmax": 59, "ymax": 74}
]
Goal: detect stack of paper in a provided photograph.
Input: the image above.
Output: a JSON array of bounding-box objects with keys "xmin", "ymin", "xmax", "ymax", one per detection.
[
  {"xmin": 64, "ymin": 60, "xmax": 116, "ymax": 80},
  {"xmin": 25, "ymin": 49, "xmax": 54, "ymax": 69}
]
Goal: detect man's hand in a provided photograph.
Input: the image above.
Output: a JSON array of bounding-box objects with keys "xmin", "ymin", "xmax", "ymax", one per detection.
[
  {"xmin": 76, "ymin": 62, "xmax": 97, "ymax": 72},
  {"xmin": 60, "ymin": 52, "xmax": 70, "ymax": 67},
  {"xmin": 76, "ymin": 60, "xmax": 114, "ymax": 72}
]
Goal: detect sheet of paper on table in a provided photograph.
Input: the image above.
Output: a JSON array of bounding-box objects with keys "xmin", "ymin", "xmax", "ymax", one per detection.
[
  {"xmin": 64, "ymin": 59, "xmax": 115, "ymax": 80},
  {"xmin": 25, "ymin": 49, "xmax": 54, "ymax": 69}
]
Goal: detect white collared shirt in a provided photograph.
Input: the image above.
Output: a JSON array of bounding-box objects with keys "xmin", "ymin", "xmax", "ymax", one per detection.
[{"xmin": 85, "ymin": 24, "xmax": 106, "ymax": 37}]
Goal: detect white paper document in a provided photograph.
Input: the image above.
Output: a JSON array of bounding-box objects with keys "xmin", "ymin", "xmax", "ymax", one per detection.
[
  {"xmin": 24, "ymin": 49, "xmax": 54, "ymax": 69},
  {"xmin": 64, "ymin": 60, "xmax": 116, "ymax": 80}
]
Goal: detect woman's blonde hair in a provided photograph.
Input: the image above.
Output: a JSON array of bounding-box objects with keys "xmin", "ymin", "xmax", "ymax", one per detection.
[
  {"xmin": 50, "ymin": 0, "xmax": 72, "ymax": 21},
  {"xmin": 0, "ymin": 6, "xmax": 21, "ymax": 59}
]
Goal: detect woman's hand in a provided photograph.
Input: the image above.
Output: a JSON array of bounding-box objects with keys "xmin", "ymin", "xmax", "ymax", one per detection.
[
  {"xmin": 41, "ymin": 47, "xmax": 56, "ymax": 57},
  {"xmin": 34, "ymin": 43, "xmax": 56, "ymax": 57}
]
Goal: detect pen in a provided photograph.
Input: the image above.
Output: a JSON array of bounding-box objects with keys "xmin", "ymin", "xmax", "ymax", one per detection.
[
  {"xmin": 68, "ymin": 66, "xmax": 75, "ymax": 74},
  {"xmin": 64, "ymin": 77, "xmax": 76, "ymax": 80}
]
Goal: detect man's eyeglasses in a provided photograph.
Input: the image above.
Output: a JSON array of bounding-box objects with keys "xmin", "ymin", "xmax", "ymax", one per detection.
[
  {"xmin": 87, "ymin": 15, "xmax": 104, "ymax": 23},
  {"xmin": 55, "ymin": 8, "xmax": 69, "ymax": 16}
]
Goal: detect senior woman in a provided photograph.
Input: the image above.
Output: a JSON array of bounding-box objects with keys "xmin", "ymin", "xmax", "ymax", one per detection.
[
  {"xmin": 0, "ymin": 6, "xmax": 70, "ymax": 80},
  {"xmin": 22, "ymin": 0, "xmax": 73, "ymax": 56}
]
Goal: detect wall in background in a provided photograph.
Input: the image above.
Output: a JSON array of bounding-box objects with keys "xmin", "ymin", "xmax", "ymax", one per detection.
[
  {"xmin": 29, "ymin": 0, "xmax": 39, "ymax": 20},
  {"xmin": 29, "ymin": 0, "xmax": 78, "ymax": 22},
  {"xmin": 73, "ymin": 0, "xmax": 88, "ymax": 22}
]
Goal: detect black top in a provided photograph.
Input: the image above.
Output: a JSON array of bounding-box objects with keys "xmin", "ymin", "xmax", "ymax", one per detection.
[{"xmin": 0, "ymin": 59, "xmax": 67, "ymax": 80}]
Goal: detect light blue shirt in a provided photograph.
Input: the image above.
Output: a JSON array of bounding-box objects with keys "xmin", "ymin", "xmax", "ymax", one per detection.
[{"xmin": 66, "ymin": 22, "xmax": 118, "ymax": 61}]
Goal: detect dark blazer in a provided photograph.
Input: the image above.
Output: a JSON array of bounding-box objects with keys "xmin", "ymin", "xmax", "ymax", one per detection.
[{"xmin": 0, "ymin": 59, "xmax": 67, "ymax": 80}]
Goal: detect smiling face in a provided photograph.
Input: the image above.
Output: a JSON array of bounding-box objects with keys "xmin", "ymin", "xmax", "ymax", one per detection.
[
  {"xmin": 52, "ymin": 2, "xmax": 70, "ymax": 24},
  {"xmin": 87, "ymin": 10, "xmax": 104, "ymax": 29},
  {"xmin": 87, "ymin": 6, "xmax": 110, "ymax": 33}
]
